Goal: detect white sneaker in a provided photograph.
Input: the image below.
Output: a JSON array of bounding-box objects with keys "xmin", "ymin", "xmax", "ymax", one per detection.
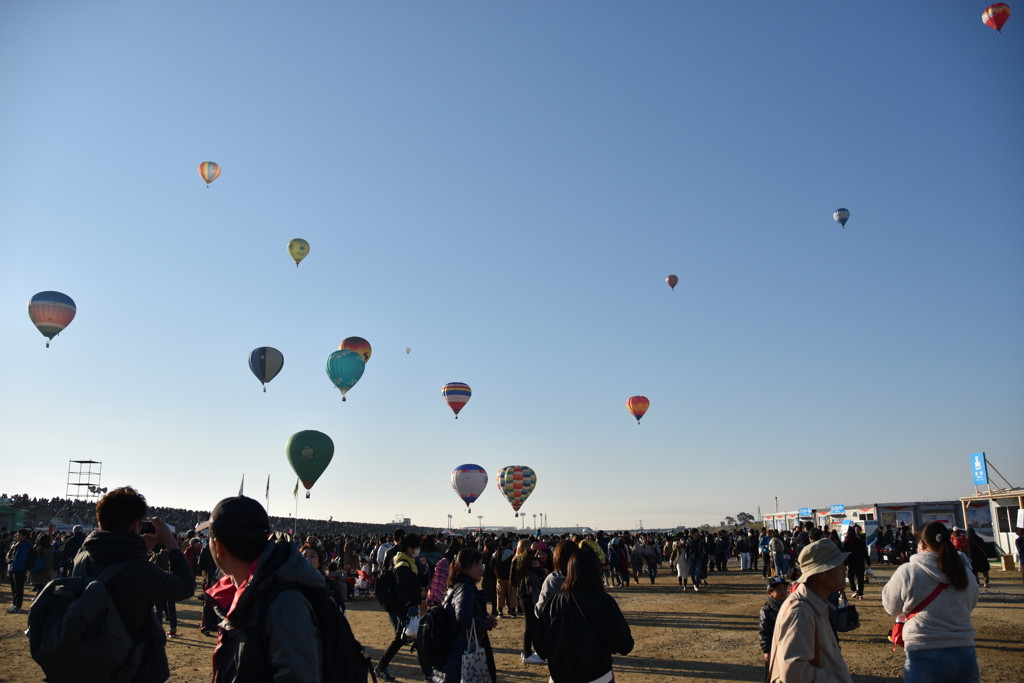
[{"xmin": 522, "ymin": 653, "xmax": 545, "ymax": 665}]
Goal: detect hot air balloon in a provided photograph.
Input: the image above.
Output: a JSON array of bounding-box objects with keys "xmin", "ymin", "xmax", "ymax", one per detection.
[
  {"xmin": 27, "ymin": 291, "xmax": 76, "ymax": 348},
  {"xmin": 339, "ymin": 336, "xmax": 372, "ymax": 363},
  {"xmin": 326, "ymin": 349, "xmax": 365, "ymax": 401},
  {"xmin": 249, "ymin": 347, "xmax": 284, "ymax": 392},
  {"xmin": 833, "ymin": 208, "xmax": 850, "ymax": 228},
  {"xmin": 286, "ymin": 430, "xmax": 334, "ymax": 490},
  {"xmin": 497, "ymin": 466, "xmax": 536, "ymax": 517},
  {"xmin": 451, "ymin": 464, "xmax": 488, "ymax": 512},
  {"xmin": 442, "ymin": 382, "xmax": 472, "ymax": 419},
  {"xmin": 626, "ymin": 396, "xmax": 650, "ymax": 424},
  {"xmin": 288, "ymin": 239, "xmax": 309, "ymax": 267},
  {"xmin": 666, "ymin": 274, "xmax": 679, "ymax": 291},
  {"xmin": 983, "ymin": 3, "xmax": 1011, "ymax": 32},
  {"xmin": 405, "ymin": 348, "xmax": 411, "ymax": 354},
  {"xmin": 198, "ymin": 161, "xmax": 220, "ymax": 186}
]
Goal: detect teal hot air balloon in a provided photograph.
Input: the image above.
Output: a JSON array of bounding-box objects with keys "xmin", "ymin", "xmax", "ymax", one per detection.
[
  {"xmin": 286, "ymin": 430, "xmax": 335, "ymax": 490},
  {"xmin": 326, "ymin": 349, "xmax": 365, "ymax": 401}
]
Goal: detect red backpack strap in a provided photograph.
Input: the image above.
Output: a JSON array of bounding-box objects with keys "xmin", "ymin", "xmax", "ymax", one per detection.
[{"xmin": 908, "ymin": 582, "xmax": 948, "ymax": 619}]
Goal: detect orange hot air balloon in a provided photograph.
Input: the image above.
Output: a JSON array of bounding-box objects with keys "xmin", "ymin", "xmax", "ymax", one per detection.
[
  {"xmin": 983, "ymin": 3, "xmax": 1011, "ymax": 33},
  {"xmin": 626, "ymin": 396, "xmax": 650, "ymax": 424},
  {"xmin": 666, "ymin": 275, "xmax": 678, "ymax": 291},
  {"xmin": 339, "ymin": 336, "xmax": 372, "ymax": 363}
]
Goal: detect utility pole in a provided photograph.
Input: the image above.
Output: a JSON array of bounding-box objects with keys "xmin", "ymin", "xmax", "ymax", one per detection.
[
  {"xmin": 477, "ymin": 515, "xmax": 483, "ymax": 531},
  {"xmin": 447, "ymin": 514, "xmax": 452, "ymax": 530},
  {"xmin": 533, "ymin": 513, "xmax": 537, "ymax": 529},
  {"xmin": 775, "ymin": 497, "xmax": 778, "ymax": 513}
]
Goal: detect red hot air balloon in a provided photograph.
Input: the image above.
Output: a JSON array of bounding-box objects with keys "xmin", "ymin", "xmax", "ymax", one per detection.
[
  {"xmin": 666, "ymin": 275, "xmax": 679, "ymax": 291},
  {"xmin": 339, "ymin": 336, "xmax": 372, "ymax": 363},
  {"xmin": 626, "ymin": 396, "xmax": 650, "ymax": 424},
  {"xmin": 442, "ymin": 382, "xmax": 472, "ymax": 419},
  {"xmin": 28, "ymin": 291, "xmax": 76, "ymax": 348},
  {"xmin": 983, "ymin": 3, "xmax": 1011, "ymax": 33}
]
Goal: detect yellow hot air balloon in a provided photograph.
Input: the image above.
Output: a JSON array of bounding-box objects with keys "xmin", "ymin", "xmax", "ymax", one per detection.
[{"xmin": 288, "ymin": 239, "xmax": 310, "ymax": 267}]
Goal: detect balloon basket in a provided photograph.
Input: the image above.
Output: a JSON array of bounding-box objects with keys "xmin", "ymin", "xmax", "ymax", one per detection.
[
  {"xmin": 263, "ymin": 386, "xmax": 266, "ymax": 393},
  {"xmin": 342, "ymin": 396, "xmax": 346, "ymax": 402}
]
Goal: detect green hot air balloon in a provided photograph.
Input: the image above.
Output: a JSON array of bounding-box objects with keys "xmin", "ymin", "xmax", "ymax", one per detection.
[{"xmin": 286, "ymin": 430, "xmax": 335, "ymax": 490}]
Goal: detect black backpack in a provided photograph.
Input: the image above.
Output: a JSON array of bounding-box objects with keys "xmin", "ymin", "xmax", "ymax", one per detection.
[
  {"xmin": 27, "ymin": 561, "xmax": 144, "ymax": 683},
  {"xmin": 416, "ymin": 601, "xmax": 457, "ymax": 669},
  {"xmin": 375, "ymin": 561, "xmax": 401, "ymax": 612},
  {"xmin": 259, "ymin": 582, "xmax": 375, "ymax": 683}
]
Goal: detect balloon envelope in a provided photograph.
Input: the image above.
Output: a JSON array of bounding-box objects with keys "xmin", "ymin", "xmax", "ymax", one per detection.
[
  {"xmin": 340, "ymin": 336, "xmax": 372, "ymax": 363},
  {"xmin": 666, "ymin": 274, "xmax": 679, "ymax": 290},
  {"xmin": 983, "ymin": 3, "xmax": 1011, "ymax": 32},
  {"xmin": 451, "ymin": 464, "xmax": 488, "ymax": 508},
  {"xmin": 326, "ymin": 349, "xmax": 365, "ymax": 400},
  {"xmin": 28, "ymin": 291, "xmax": 76, "ymax": 346},
  {"xmin": 626, "ymin": 396, "xmax": 650, "ymax": 423},
  {"xmin": 288, "ymin": 239, "xmax": 309, "ymax": 266},
  {"xmin": 249, "ymin": 347, "xmax": 284, "ymax": 390},
  {"xmin": 286, "ymin": 430, "xmax": 334, "ymax": 489},
  {"xmin": 833, "ymin": 208, "xmax": 850, "ymax": 228},
  {"xmin": 497, "ymin": 466, "xmax": 536, "ymax": 514},
  {"xmin": 198, "ymin": 161, "xmax": 221, "ymax": 184},
  {"xmin": 442, "ymin": 382, "xmax": 472, "ymax": 418}
]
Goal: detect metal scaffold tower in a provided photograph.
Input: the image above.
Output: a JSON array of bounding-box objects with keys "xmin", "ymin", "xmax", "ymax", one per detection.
[{"xmin": 67, "ymin": 459, "xmax": 104, "ymax": 502}]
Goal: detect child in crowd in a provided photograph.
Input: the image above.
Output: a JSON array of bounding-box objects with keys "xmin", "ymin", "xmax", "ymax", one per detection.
[{"xmin": 759, "ymin": 577, "xmax": 789, "ymax": 673}]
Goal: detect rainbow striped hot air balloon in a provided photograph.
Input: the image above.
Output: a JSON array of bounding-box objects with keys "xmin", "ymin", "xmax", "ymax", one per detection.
[
  {"xmin": 983, "ymin": 3, "xmax": 1011, "ymax": 33},
  {"xmin": 451, "ymin": 464, "xmax": 488, "ymax": 512},
  {"xmin": 626, "ymin": 396, "xmax": 650, "ymax": 425},
  {"xmin": 198, "ymin": 161, "xmax": 220, "ymax": 186},
  {"xmin": 28, "ymin": 291, "xmax": 76, "ymax": 348},
  {"xmin": 497, "ymin": 465, "xmax": 536, "ymax": 517},
  {"xmin": 442, "ymin": 382, "xmax": 472, "ymax": 419},
  {"xmin": 340, "ymin": 336, "xmax": 372, "ymax": 363}
]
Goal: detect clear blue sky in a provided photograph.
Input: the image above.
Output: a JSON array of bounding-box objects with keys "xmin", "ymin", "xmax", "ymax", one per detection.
[{"xmin": 2, "ymin": 2, "xmax": 1021, "ymax": 530}]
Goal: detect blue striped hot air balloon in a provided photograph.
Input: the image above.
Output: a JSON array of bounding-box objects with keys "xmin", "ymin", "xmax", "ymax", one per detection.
[
  {"xmin": 27, "ymin": 291, "xmax": 76, "ymax": 348},
  {"xmin": 442, "ymin": 382, "xmax": 472, "ymax": 419}
]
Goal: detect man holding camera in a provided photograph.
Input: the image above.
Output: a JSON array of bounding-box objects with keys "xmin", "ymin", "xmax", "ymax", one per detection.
[{"xmin": 73, "ymin": 486, "xmax": 195, "ymax": 683}]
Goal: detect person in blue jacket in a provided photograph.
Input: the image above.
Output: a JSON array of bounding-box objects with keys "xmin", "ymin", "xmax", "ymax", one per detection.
[{"xmin": 6, "ymin": 528, "xmax": 32, "ymax": 613}]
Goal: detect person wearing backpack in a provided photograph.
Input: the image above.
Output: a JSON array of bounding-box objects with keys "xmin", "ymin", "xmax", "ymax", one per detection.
[
  {"xmin": 68, "ymin": 487, "xmax": 195, "ymax": 683},
  {"xmin": 5, "ymin": 528, "xmax": 32, "ymax": 613},
  {"xmin": 428, "ymin": 548, "xmax": 497, "ymax": 683},
  {"xmin": 205, "ymin": 496, "xmax": 335, "ymax": 683},
  {"xmin": 29, "ymin": 533, "xmax": 55, "ymax": 593},
  {"xmin": 375, "ymin": 533, "xmax": 426, "ymax": 683}
]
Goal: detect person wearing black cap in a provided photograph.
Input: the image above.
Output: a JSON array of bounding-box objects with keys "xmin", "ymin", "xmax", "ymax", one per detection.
[
  {"xmin": 204, "ymin": 496, "xmax": 326, "ymax": 683},
  {"xmin": 374, "ymin": 532, "xmax": 424, "ymax": 683},
  {"xmin": 71, "ymin": 487, "xmax": 196, "ymax": 682}
]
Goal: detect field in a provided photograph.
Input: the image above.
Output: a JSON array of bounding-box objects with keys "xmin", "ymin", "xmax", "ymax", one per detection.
[{"xmin": 2, "ymin": 562, "xmax": 1023, "ymax": 682}]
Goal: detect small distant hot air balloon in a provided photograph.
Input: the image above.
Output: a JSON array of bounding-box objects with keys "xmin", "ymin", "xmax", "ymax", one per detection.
[
  {"xmin": 405, "ymin": 348, "xmax": 411, "ymax": 354},
  {"xmin": 626, "ymin": 396, "xmax": 650, "ymax": 424},
  {"xmin": 443, "ymin": 382, "xmax": 472, "ymax": 419},
  {"xmin": 833, "ymin": 208, "xmax": 850, "ymax": 229},
  {"xmin": 666, "ymin": 274, "xmax": 679, "ymax": 291},
  {"xmin": 27, "ymin": 291, "xmax": 76, "ymax": 348},
  {"xmin": 497, "ymin": 466, "xmax": 536, "ymax": 517},
  {"xmin": 286, "ymin": 430, "xmax": 334, "ymax": 490},
  {"xmin": 983, "ymin": 3, "xmax": 1011, "ymax": 32},
  {"xmin": 288, "ymin": 239, "xmax": 309, "ymax": 267},
  {"xmin": 452, "ymin": 464, "xmax": 488, "ymax": 512},
  {"xmin": 198, "ymin": 161, "xmax": 220, "ymax": 186},
  {"xmin": 249, "ymin": 347, "xmax": 284, "ymax": 392},
  {"xmin": 326, "ymin": 349, "xmax": 365, "ymax": 401},
  {"xmin": 339, "ymin": 336, "xmax": 372, "ymax": 363}
]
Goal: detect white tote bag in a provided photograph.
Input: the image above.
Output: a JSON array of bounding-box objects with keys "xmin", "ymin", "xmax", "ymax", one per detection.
[{"xmin": 460, "ymin": 621, "xmax": 491, "ymax": 683}]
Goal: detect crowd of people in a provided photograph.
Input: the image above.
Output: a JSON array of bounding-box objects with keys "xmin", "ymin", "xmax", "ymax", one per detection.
[{"xmin": 5, "ymin": 488, "xmax": 1022, "ymax": 683}]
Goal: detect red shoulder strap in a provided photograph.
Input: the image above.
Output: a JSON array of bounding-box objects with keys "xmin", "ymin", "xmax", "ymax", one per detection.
[{"xmin": 908, "ymin": 582, "xmax": 948, "ymax": 619}]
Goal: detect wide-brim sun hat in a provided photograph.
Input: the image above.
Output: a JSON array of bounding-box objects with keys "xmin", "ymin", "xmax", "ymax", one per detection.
[{"xmin": 797, "ymin": 539, "xmax": 850, "ymax": 580}]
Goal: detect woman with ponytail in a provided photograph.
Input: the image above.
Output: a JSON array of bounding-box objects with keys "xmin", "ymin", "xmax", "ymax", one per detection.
[{"xmin": 882, "ymin": 521, "xmax": 980, "ymax": 683}]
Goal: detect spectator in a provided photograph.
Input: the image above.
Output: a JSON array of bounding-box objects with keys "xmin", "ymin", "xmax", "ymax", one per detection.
[
  {"xmin": 759, "ymin": 577, "xmax": 788, "ymax": 674},
  {"xmin": 72, "ymin": 487, "xmax": 195, "ymax": 683},
  {"xmin": 767, "ymin": 540, "xmax": 854, "ymax": 683}
]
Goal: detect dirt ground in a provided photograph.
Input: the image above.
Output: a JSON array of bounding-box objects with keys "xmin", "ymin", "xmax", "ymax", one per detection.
[{"xmin": 2, "ymin": 562, "xmax": 1023, "ymax": 682}]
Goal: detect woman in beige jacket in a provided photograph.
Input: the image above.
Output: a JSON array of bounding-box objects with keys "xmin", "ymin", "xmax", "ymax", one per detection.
[{"xmin": 768, "ymin": 539, "xmax": 854, "ymax": 683}]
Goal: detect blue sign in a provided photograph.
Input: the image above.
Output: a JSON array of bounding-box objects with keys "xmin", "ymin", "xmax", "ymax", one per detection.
[
  {"xmin": 970, "ymin": 452, "xmax": 988, "ymax": 486},
  {"xmin": 799, "ymin": 508, "xmax": 812, "ymax": 517},
  {"xmin": 829, "ymin": 505, "xmax": 845, "ymax": 515}
]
